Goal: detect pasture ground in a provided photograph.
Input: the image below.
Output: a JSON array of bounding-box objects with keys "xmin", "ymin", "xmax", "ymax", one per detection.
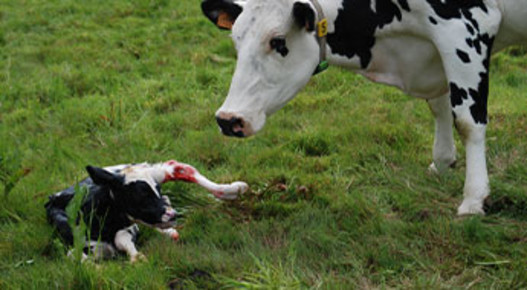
[{"xmin": 1, "ymin": 0, "xmax": 526, "ymax": 288}]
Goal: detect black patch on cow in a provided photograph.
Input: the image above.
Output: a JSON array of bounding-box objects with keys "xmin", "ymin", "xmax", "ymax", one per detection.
[
  {"xmin": 467, "ymin": 33, "xmax": 490, "ymax": 55},
  {"xmin": 465, "ymin": 23, "xmax": 475, "ymax": 35},
  {"xmin": 426, "ymin": 0, "xmax": 488, "ymax": 43},
  {"xmin": 456, "ymin": 49, "xmax": 471, "ymax": 63},
  {"xmin": 293, "ymin": 2, "xmax": 315, "ymax": 32},
  {"xmin": 449, "ymin": 82, "xmax": 468, "ymax": 107},
  {"xmin": 468, "ymin": 36, "xmax": 494, "ymax": 124},
  {"xmin": 429, "ymin": 16, "xmax": 438, "ymax": 25},
  {"xmin": 462, "ymin": 10, "xmax": 480, "ymax": 31},
  {"xmin": 425, "ymin": 0, "xmax": 487, "ymax": 20},
  {"xmin": 327, "ymin": 0, "xmax": 406, "ymax": 69},
  {"xmin": 425, "ymin": 0, "xmax": 494, "ymax": 125},
  {"xmin": 472, "ymin": 38, "xmax": 482, "ymax": 54},
  {"xmin": 426, "ymin": 0, "xmax": 494, "ymax": 58},
  {"xmin": 450, "ymin": 35, "xmax": 494, "ymax": 125},
  {"xmin": 376, "ymin": 1, "xmax": 404, "ymax": 29},
  {"xmin": 397, "ymin": 0, "xmax": 410, "ymax": 12}
]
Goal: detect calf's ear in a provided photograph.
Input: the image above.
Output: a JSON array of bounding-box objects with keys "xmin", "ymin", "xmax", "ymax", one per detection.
[
  {"xmin": 201, "ymin": 0, "xmax": 243, "ymax": 30},
  {"xmin": 293, "ymin": 2, "xmax": 315, "ymax": 32},
  {"xmin": 86, "ymin": 166, "xmax": 120, "ymax": 187}
]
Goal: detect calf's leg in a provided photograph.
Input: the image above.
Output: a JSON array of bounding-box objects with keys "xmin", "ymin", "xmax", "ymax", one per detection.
[{"xmin": 114, "ymin": 225, "xmax": 145, "ymax": 263}]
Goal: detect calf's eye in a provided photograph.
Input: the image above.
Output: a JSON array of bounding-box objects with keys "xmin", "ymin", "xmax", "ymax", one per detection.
[{"xmin": 269, "ymin": 37, "xmax": 289, "ymax": 57}]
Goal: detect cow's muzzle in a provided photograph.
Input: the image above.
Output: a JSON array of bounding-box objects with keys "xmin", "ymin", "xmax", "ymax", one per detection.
[{"xmin": 216, "ymin": 112, "xmax": 252, "ymax": 137}]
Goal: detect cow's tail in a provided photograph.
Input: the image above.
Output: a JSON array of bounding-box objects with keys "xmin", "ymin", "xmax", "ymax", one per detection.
[{"xmin": 45, "ymin": 191, "xmax": 75, "ymax": 246}]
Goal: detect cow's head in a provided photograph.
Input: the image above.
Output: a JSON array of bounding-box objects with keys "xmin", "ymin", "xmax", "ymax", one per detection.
[
  {"xmin": 203, "ymin": 0, "xmax": 323, "ymax": 137},
  {"xmin": 86, "ymin": 163, "xmax": 179, "ymax": 229}
]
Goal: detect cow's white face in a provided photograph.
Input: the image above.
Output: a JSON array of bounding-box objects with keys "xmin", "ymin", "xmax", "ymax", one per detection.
[{"xmin": 214, "ymin": 0, "xmax": 320, "ymax": 137}]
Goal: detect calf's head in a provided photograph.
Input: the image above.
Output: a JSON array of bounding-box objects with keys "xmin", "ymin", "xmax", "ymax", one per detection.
[
  {"xmin": 86, "ymin": 165, "xmax": 177, "ymax": 228},
  {"xmin": 203, "ymin": 0, "xmax": 322, "ymax": 137}
]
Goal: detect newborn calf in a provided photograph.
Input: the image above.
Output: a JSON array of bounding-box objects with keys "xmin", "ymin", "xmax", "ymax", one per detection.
[{"xmin": 45, "ymin": 160, "xmax": 248, "ymax": 262}]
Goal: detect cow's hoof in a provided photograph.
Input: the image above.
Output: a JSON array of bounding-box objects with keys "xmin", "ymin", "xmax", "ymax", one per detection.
[
  {"xmin": 428, "ymin": 160, "xmax": 457, "ymax": 174},
  {"xmin": 130, "ymin": 253, "xmax": 147, "ymax": 263},
  {"xmin": 457, "ymin": 200, "xmax": 485, "ymax": 216},
  {"xmin": 428, "ymin": 162, "xmax": 439, "ymax": 174}
]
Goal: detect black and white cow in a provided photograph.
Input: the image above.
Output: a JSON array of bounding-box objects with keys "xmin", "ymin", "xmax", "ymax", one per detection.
[
  {"xmin": 45, "ymin": 161, "xmax": 248, "ymax": 262},
  {"xmin": 201, "ymin": 0, "xmax": 527, "ymax": 215}
]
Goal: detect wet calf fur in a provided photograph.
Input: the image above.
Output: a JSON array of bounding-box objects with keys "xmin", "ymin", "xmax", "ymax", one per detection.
[{"xmin": 45, "ymin": 164, "xmax": 177, "ymax": 262}]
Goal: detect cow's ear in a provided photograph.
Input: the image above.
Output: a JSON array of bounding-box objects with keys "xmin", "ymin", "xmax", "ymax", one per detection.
[
  {"xmin": 86, "ymin": 166, "xmax": 120, "ymax": 187},
  {"xmin": 201, "ymin": 0, "xmax": 243, "ymax": 30},
  {"xmin": 293, "ymin": 2, "xmax": 315, "ymax": 32}
]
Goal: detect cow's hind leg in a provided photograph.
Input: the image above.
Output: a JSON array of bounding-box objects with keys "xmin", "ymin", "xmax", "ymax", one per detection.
[
  {"xmin": 450, "ymin": 69, "xmax": 492, "ymax": 215},
  {"xmin": 427, "ymin": 94, "xmax": 457, "ymax": 173},
  {"xmin": 429, "ymin": 4, "xmax": 501, "ymax": 215}
]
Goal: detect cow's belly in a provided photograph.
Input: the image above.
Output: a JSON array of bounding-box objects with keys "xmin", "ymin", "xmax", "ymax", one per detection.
[{"xmin": 360, "ymin": 35, "xmax": 448, "ymax": 100}]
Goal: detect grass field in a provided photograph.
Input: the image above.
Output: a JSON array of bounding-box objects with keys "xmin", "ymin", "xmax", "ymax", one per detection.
[{"xmin": 1, "ymin": 0, "xmax": 526, "ymax": 288}]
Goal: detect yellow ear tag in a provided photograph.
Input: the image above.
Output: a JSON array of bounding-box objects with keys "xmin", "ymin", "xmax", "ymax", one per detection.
[
  {"xmin": 317, "ymin": 18, "xmax": 328, "ymax": 38},
  {"xmin": 217, "ymin": 11, "xmax": 233, "ymax": 30}
]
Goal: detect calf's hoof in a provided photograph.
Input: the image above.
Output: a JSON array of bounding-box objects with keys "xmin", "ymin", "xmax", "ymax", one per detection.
[
  {"xmin": 130, "ymin": 253, "xmax": 147, "ymax": 263},
  {"xmin": 162, "ymin": 228, "xmax": 180, "ymax": 241}
]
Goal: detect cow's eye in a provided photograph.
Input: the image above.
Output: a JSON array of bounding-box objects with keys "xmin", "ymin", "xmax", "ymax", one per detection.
[{"xmin": 269, "ymin": 37, "xmax": 289, "ymax": 57}]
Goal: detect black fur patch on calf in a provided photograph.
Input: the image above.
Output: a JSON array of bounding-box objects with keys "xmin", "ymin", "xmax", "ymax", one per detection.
[{"xmin": 327, "ymin": 0, "xmax": 407, "ymax": 69}]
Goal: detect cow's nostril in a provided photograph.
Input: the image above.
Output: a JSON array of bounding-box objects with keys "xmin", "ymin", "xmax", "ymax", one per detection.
[{"xmin": 216, "ymin": 116, "xmax": 245, "ymax": 138}]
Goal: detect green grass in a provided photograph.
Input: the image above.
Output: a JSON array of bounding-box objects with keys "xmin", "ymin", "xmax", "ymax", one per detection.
[{"xmin": 1, "ymin": 0, "xmax": 527, "ymax": 288}]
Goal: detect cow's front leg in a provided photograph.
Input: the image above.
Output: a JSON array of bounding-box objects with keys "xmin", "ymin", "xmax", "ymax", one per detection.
[
  {"xmin": 427, "ymin": 94, "xmax": 457, "ymax": 173},
  {"xmin": 114, "ymin": 224, "xmax": 145, "ymax": 263},
  {"xmin": 455, "ymin": 115, "xmax": 488, "ymax": 215},
  {"xmin": 430, "ymin": 5, "xmax": 501, "ymax": 215}
]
